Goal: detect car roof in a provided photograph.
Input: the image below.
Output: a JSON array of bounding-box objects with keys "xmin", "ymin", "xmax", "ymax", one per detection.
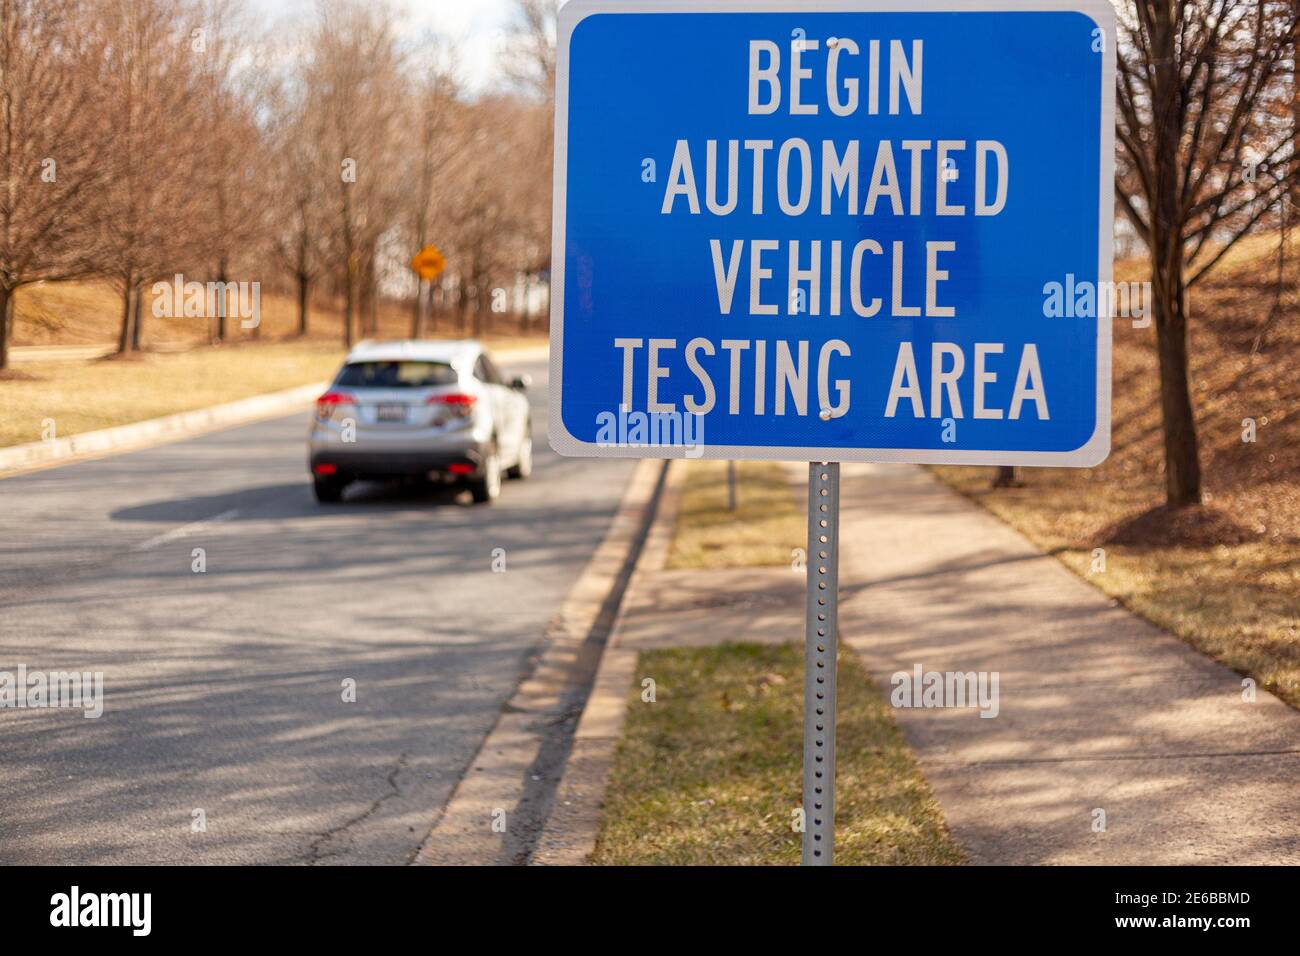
[{"xmin": 343, "ymin": 339, "xmax": 483, "ymax": 366}]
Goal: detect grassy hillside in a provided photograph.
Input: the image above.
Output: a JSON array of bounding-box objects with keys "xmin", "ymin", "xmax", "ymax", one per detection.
[
  {"xmin": 0, "ymin": 279, "xmax": 545, "ymax": 450},
  {"xmin": 0, "ymin": 342, "xmax": 345, "ymax": 448},
  {"xmin": 935, "ymin": 232, "xmax": 1300, "ymax": 706},
  {"xmin": 9, "ymin": 279, "xmax": 540, "ymax": 348}
]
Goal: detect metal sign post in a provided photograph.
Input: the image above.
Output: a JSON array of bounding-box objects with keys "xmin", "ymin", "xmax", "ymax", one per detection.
[{"xmin": 802, "ymin": 462, "xmax": 839, "ymax": 865}]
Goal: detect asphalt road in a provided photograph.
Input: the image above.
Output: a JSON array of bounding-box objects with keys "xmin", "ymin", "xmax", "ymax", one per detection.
[{"xmin": 0, "ymin": 356, "xmax": 637, "ymax": 864}]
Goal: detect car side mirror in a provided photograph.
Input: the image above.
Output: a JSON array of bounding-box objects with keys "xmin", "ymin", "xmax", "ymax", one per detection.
[{"xmin": 509, "ymin": 375, "xmax": 531, "ymax": 391}]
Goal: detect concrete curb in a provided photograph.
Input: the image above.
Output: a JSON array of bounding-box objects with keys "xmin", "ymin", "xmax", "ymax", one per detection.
[
  {"xmin": 0, "ymin": 341, "xmax": 551, "ymax": 480},
  {"xmin": 0, "ymin": 382, "xmax": 329, "ymax": 479},
  {"xmin": 531, "ymin": 459, "xmax": 684, "ymax": 865},
  {"xmin": 414, "ymin": 455, "xmax": 666, "ymax": 866}
]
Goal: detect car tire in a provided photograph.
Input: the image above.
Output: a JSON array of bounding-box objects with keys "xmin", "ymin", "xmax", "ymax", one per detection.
[
  {"xmin": 506, "ymin": 429, "xmax": 533, "ymax": 480},
  {"xmin": 313, "ymin": 476, "xmax": 346, "ymax": 503},
  {"xmin": 469, "ymin": 446, "xmax": 502, "ymax": 504}
]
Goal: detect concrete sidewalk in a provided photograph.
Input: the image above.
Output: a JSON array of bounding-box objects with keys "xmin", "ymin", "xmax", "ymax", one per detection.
[
  {"xmin": 833, "ymin": 462, "xmax": 1300, "ymax": 865},
  {"xmin": 539, "ymin": 459, "xmax": 1300, "ymax": 865}
]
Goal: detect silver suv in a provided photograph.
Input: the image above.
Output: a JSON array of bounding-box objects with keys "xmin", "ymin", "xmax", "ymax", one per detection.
[{"xmin": 308, "ymin": 340, "xmax": 532, "ymax": 504}]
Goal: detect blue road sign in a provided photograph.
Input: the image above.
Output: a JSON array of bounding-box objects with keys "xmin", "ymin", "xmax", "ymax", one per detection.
[{"xmin": 549, "ymin": 0, "xmax": 1114, "ymax": 465}]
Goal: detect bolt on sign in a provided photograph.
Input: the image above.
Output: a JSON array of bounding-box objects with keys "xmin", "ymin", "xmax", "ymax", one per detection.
[
  {"xmin": 549, "ymin": 0, "xmax": 1114, "ymax": 467},
  {"xmin": 410, "ymin": 245, "xmax": 447, "ymax": 282}
]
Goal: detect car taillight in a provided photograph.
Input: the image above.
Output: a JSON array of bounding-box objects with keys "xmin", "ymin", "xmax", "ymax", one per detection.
[
  {"xmin": 427, "ymin": 393, "xmax": 477, "ymax": 418},
  {"xmin": 316, "ymin": 391, "xmax": 353, "ymax": 417}
]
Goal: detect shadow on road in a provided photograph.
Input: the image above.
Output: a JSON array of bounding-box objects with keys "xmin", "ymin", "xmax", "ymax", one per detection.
[{"xmin": 109, "ymin": 479, "xmax": 480, "ymax": 523}]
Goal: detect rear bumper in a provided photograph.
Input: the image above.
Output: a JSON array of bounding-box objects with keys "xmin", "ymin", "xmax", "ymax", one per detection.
[{"xmin": 310, "ymin": 447, "xmax": 486, "ymax": 480}]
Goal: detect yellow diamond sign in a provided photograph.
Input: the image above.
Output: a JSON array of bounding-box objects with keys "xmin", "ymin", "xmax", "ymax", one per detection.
[{"xmin": 410, "ymin": 245, "xmax": 446, "ymax": 281}]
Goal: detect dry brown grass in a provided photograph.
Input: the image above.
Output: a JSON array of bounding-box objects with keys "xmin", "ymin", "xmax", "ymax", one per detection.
[
  {"xmin": 934, "ymin": 233, "xmax": 1300, "ymax": 706},
  {"xmin": 0, "ymin": 342, "xmax": 344, "ymax": 447},
  {"xmin": 667, "ymin": 460, "xmax": 806, "ymax": 569},
  {"xmin": 1, "ymin": 279, "xmax": 547, "ymax": 448}
]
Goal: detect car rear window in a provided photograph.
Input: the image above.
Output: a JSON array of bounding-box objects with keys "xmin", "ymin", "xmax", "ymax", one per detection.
[{"xmin": 335, "ymin": 361, "xmax": 458, "ymax": 388}]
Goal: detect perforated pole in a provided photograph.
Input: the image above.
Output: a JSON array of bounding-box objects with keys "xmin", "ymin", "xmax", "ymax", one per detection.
[{"xmin": 802, "ymin": 462, "xmax": 840, "ymax": 865}]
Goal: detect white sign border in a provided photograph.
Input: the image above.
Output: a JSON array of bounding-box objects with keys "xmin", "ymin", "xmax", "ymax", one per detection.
[{"xmin": 548, "ymin": 0, "xmax": 1115, "ymax": 467}]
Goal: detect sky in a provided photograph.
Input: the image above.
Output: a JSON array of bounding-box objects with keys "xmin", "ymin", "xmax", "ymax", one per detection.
[{"xmin": 254, "ymin": 0, "xmax": 527, "ymax": 92}]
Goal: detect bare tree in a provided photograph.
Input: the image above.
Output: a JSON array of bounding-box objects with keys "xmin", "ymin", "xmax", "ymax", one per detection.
[
  {"xmin": 191, "ymin": 0, "xmax": 270, "ymax": 342},
  {"xmin": 267, "ymin": 84, "xmax": 332, "ymax": 338},
  {"xmin": 504, "ymin": 0, "xmax": 557, "ymax": 318},
  {"xmin": 97, "ymin": 0, "xmax": 208, "ymax": 355},
  {"xmin": 303, "ymin": 0, "xmax": 404, "ymax": 347},
  {"xmin": 439, "ymin": 98, "xmax": 534, "ymax": 336},
  {"xmin": 0, "ymin": 0, "xmax": 569, "ymax": 368},
  {"xmin": 505, "ymin": 0, "xmax": 557, "ymax": 100},
  {"xmin": 0, "ymin": 0, "xmax": 114, "ymax": 369},
  {"xmin": 405, "ymin": 44, "xmax": 458, "ymax": 338},
  {"xmin": 1116, "ymin": 0, "xmax": 1298, "ymax": 506}
]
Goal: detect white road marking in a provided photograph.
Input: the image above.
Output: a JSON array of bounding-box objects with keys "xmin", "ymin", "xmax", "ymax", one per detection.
[{"xmin": 132, "ymin": 509, "xmax": 240, "ymax": 552}]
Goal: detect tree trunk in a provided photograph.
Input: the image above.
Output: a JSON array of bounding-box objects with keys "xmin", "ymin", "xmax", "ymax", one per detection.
[
  {"xmin": 1151, "ymin": 267, "xmax": 1201, "ymax": 505},
  {"xmin": 358, "ymin": 265, "xmax": 372, "ymax": 338},
  {"xmin": 216, "ymin": 260, "xmax": 229, "ymax": 342},
  {"xmin": 117, "ymin": 278, "xmax": 134, "ymax": 355},
  {"xmin": 131, "ymin": 280, "xmax": 144, "ymax": 352},
  {"xmin": 209, "ymin": 298, "xmax": 220, "ymax": 345},
  {"xmin": 358, "ymin": 245, "xmax": 379, "ymax": 337},
  {"xmin": 343, "ymin": 266, "xmax": 355, "ymax": 349},
  {"xmin": 0, "ymin": 284, "xmax": 12, "ymax": 371},
  {"xmin": 992, "ymin": 466, "xmax": 1017, "ymax": 488},
  {"xmin": 411, "ymin": 279, "xmax": 423, "ymax": 338},
  {"xmin": 1149, "ymin": 2, "xmax": 1202, "ymax": 508},
  {"xmin": 1293, "ymin": 0, "xmax": 1299, "ymax": 207},
  {"xmin": 297, "ymin": 273, "xmax": 310, "ymax": 337}
]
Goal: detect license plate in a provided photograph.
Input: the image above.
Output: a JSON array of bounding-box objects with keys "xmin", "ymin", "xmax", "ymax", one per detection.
[{"xmin": 375, "ymin": 404, "xmax": 406, "ymax": 422}]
